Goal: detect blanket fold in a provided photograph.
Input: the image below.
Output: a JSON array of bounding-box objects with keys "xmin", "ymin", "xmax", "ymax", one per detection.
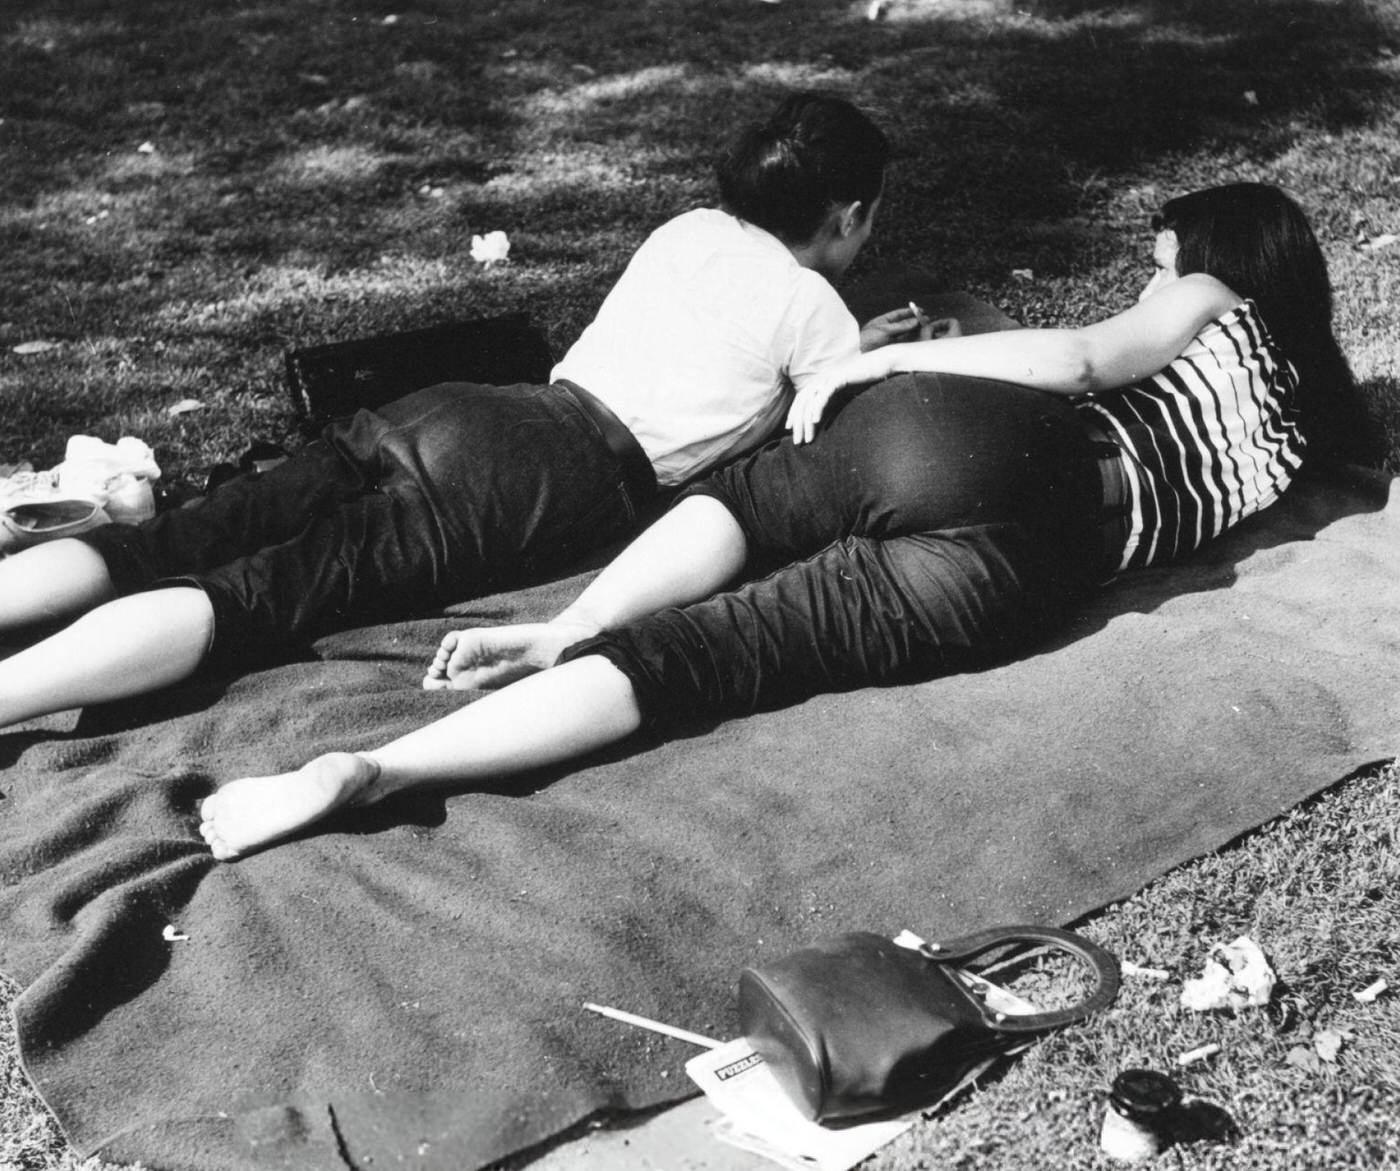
[{"xmin": 2, "ymin": 468, "xmax": 1396, "ymax": 1171}]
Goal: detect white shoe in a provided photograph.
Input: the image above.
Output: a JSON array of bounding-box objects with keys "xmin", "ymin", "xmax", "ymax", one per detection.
[
  {"xmin": 0, "ymin": 470, "xmax": 111, "ymax": 554},
  {"xmin": 0, "ymin": 434, "xmax": 159, "ymax": 554},
  {"xmin": 0, "ymin": 499, "xmax": 111, "ymax": 553}
]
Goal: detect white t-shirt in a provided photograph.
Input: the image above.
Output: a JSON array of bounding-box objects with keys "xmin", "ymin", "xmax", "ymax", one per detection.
[{"xmin": 551, "ymin": 208, "xmax": 860, "ymax": 486}]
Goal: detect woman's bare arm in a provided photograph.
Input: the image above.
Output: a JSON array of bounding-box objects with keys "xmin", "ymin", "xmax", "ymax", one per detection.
[{"xmin": 787, "ymin": 274, "xmax": 1241, "ymax": 443}]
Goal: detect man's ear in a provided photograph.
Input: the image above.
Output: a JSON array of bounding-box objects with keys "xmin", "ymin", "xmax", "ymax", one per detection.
[{"xmin": 837, "ymin": 200, "xmax": 865, "ymax": 237}]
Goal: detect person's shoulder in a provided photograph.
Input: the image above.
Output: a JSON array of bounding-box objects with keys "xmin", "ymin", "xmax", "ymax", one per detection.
[
  {"xmin": 1127, "ymin": 272, "xmax": 1242, "ymax": 341},
  {"xmin": 652, "ymin": 206, "xmax": 732, "ymax": 238},
  {"xmin": 641, "ymin": 208, "xmax": 755, "ymax": 260},
  {"xmin": 620, "ymin": 210, "xmax": 725, "ymax": 273},
  {"xmin": 1170, "ymin": 272, "xmax": 1242, "ymax": 316},
  {"xmin": 787, "ymin": 269, "xmax": 856, "ymax": 336},
  {"xmin": 790, "ymin": 266, "xmax": 842, "ymax": 307}
]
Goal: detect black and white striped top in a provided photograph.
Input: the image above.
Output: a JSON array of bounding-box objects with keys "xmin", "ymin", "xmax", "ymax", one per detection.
[{"xmin": 1077, "ymin": 301, "xmax": 1305, "ymax": 573}]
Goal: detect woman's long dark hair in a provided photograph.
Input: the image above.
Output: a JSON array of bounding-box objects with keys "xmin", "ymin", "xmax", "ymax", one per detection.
[{"xmin": 1156, "ymin": 183, "xmax": 1379, "ymax": 466}]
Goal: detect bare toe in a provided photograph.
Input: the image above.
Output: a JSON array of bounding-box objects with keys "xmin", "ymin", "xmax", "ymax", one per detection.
[{"xmin": 422, "ymin": 633, "xmax": 459, "ymax": 688}]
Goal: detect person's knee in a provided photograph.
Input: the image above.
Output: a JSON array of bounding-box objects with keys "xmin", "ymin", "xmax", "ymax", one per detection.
[{"xmin": 135, "ymin": 585, "xmax": 220, "ymax": 669}]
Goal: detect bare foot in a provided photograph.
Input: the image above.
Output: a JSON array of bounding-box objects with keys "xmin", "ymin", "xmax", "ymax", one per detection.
[
  {"xmin": 198, "ymin": 751, "xmax": 382, "ymax": 860},
  {"xmin": 421, "ymin": 621, "xmax": 597, "ymax": 691}
]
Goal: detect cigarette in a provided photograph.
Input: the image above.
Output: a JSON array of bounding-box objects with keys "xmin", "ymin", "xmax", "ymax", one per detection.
[
  {"xmin": 1176, "ymin": 1042, "xmax": 1221, "ymax": 1067},
  {"xmin": 908, "ymin": 300, "xmax": 929, "ymax": 321},
  {"xmin": 1353, "ymin": 978, "xmax": 1388, "ymax": 1003},
  {"xmin": 583, "ymin": 1002, "xmax": 721, "ymax": 1049},
  {"xmin": 1122, "ymin": 960, "xmax": 1171, "ymax": 980}
]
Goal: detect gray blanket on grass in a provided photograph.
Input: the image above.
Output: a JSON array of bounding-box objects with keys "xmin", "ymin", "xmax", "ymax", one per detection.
[{"xmin": 0, "ymin": 466, "xmax": 1395, "ymax": 1171}]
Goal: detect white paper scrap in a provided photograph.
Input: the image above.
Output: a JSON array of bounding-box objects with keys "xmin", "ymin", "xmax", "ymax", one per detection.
[
  {"xmin": 686, "ymin": 1038, "xmax": 911, "ymax": 1171},
  {"xmin": 469, "ymin": 230, "xmax": 510, "ymax": 266},
  {"xmin": 1180, "ymin": 935, "xmax": 1275, "ymax": 1011}
]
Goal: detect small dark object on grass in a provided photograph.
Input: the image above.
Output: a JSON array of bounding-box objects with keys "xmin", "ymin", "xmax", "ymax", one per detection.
[
  {"xmin": 1100, "ymin": 1068, "xmax": 1240, "ymax": 1163},
  {"xmin": 202, "ymin": 441, "xmax": 290, "ymax": 495}
]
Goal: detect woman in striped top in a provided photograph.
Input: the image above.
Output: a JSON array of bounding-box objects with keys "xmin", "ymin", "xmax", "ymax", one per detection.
[
  {"xmin": 788, "ymin": 182, "xmax": 1364, "ymax": 577},
  {"xmin": 198, "ymin": 183, "xmax": 1372, "ymax": 860},
  {"xmin": 1077, "ymin": 296, "xmax": 1304, "ymax": 574}
]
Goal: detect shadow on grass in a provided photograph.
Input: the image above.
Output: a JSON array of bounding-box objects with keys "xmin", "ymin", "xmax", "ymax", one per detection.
[{"xmin": 2, "ymin": 0, "xmax": 1396, "ymax": 336}]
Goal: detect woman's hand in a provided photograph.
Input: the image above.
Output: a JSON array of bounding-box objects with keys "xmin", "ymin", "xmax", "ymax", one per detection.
[
  {"xmin": 788, "ymin": 317, "xmax": 963, "ymax": 444},
  {"xmin": 787, "ymin": 350, "xmax": 891, "ymax": 444}
]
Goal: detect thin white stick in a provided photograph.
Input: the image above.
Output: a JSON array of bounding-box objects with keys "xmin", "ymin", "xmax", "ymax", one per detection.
[{"xmin": 582, "ymin": 1002, "xmax": 722, "ymax": 1049}]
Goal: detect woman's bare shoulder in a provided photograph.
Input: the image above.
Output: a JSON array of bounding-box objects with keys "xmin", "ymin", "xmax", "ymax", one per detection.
[{"xmin": 1161, "ymin": 271, "xmax": 1242, "ymax": 315}]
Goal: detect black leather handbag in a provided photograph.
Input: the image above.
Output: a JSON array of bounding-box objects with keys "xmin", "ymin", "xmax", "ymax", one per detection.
[
  {"xmin": 284, "ymin": 312, "xmax": 555, "ymax": 427},
  {"xmin": 738, "ymin": 925, "xmax": 1121, "ymax": 1123}
]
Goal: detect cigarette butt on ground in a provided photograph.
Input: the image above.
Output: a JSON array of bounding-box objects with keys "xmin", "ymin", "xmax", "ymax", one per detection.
[
  {"xmin": 1176, "ymin": 1042, "xmax": 1222, "ymax": 1067},
  {"xmin": 1122, "ymin": 960, "xmax": 1171, "ymax": 980},
  {"xmin": 1353, "ymin": 978, "xmax": 1388, "ymax": 1003}
]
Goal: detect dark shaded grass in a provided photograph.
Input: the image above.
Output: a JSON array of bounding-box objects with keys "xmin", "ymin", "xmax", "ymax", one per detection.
[{"xmin": 5, "ymin": 0, "xmax": 1399, "ymax": 476}]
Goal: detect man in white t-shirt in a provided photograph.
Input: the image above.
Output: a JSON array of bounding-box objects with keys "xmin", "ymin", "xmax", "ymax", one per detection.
[
  {"xmin": 555, "ymin": 205, "xmax": 865, "ymax": 486},
  {"xmin": 0, "ymin": 92, "xmax": 924, "ymax": 733}
]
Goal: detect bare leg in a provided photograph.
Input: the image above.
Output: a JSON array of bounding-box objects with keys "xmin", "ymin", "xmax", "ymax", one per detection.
[
  {"xmin": 558, "ymin": 494, "xmax": 748, "ymax": 627},
  {"xmin": 0, "ymin": 539, "xmax": 117, "ymax": 632},
  {"xmin": 200, "ymin": 655, "xmax": 640, "ymax": 859},
  {"xmin": 423, "ymin": 495, "xmax": 748, "ymax": 690},
  {"xmin": 0, "ymin": 586, "xmax": 215, "ymax": 728}
]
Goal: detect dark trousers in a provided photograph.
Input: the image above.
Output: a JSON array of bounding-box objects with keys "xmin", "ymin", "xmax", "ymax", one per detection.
[
  {"xmin": 82, "ymin": 382, "xmax": 653, "ymax": 667},
  {"xmin": 562, "ymin": 374, "xmax": 1104, "ymax": 724}
]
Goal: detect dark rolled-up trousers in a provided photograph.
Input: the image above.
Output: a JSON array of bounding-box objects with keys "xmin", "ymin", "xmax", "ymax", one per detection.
[
  {"xmin": 80, "ymin": 382, "xmax": 654, "ymax": 668},
  {"xmin": 560, "ymin": 372, "xmax": 1105, "ymax": 725}
]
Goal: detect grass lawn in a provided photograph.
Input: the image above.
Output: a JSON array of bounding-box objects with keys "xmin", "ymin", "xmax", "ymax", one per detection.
[{"xmin": 2, "ymin": 0, "xmax": 1398, "ymax": 1167}]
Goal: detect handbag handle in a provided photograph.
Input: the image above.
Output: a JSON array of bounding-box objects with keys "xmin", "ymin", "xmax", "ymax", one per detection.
[{"xmin": 915, "ymin": 924, "xmax": 1121, "ymax": 1034}]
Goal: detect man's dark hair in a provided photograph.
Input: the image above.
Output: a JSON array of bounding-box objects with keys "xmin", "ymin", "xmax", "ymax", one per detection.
[{"xmin": 716, "ymin": 93, "xmax": 890, "ymax": 244}]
